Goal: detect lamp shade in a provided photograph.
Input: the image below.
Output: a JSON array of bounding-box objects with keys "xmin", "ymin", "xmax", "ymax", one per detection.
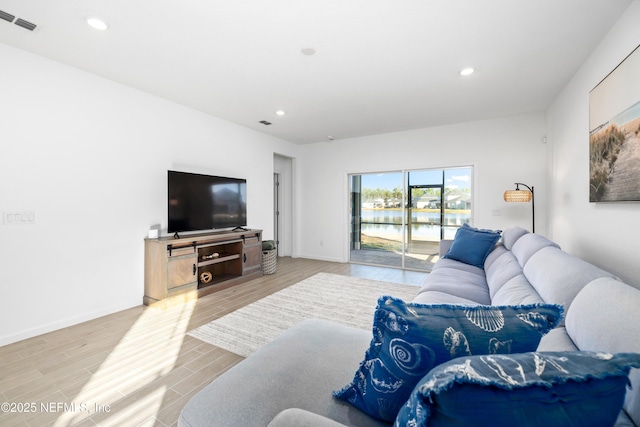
[{"xmin": 504, "ymin": 189, "xmax": 532, "ymax": 202}]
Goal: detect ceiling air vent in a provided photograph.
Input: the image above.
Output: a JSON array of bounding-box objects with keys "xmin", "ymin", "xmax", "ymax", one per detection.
[
  {"xmin": 0, "ymin": 10, "xmax": 37, "ymax": 31},
  {"xmin": 14, "ymin": 18, "xmax": 36, "ymax": 31},
  {"xmin": 259, "ymin": 120, "xmax": 272, "ymax": 126},
  {"xmin": 0, "ymin": 10, "xmax": 15, "ymax": 23}
]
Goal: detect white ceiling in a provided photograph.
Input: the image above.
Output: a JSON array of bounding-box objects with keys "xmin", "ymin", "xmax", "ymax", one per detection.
[{"xmin": 0, "ymin": 0, "xmax": 632, "ymax": 144}]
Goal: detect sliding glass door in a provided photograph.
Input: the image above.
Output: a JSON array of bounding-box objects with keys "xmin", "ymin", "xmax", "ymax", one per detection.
[
  {"xmin": 350, "ymin": 167, "xmax": 472, "ymax": 271},
  {"xmin": 350, "ymin": 172, "xmax": 404, "ymax": 267}
]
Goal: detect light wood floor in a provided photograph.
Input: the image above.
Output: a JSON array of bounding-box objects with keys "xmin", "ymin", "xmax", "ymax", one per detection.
[{"xmin": 0, "ymin": 257, "xmax": 427, "ymax": 427}]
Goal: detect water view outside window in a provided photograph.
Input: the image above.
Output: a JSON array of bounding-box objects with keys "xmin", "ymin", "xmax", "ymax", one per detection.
[{"xmin": 350, "ymin": 167, "xmax": 472, "ymax": 271}]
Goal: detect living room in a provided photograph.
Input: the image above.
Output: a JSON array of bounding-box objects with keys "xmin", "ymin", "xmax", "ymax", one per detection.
[{"xmin": 1, "ymin": 0, "xmax": 640, "ymax": 425}]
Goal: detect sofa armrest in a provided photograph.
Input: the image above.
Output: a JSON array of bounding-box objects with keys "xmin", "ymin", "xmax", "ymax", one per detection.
[
  {"xmin": 439, "ymin": 239, "xmax": 453, "ymax": 257},
  {"xmin": 268, "ymin": 409, "xmax": 349, "ymax": 427}
]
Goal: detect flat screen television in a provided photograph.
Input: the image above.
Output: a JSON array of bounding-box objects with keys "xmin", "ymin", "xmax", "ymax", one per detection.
[{"xmin": 168, "ymin": 170, "xmax": 247, "ymax": 234}]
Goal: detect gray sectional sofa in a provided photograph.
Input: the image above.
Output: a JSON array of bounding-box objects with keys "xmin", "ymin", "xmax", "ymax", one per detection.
[{"xmin": 178, "ymin": 226, "xmax": 640, "ymax": 427}]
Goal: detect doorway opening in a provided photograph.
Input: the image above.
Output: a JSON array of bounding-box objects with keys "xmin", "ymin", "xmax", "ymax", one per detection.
[{"xmin": 274, "ymin": 154, "xmax": 293, "ymax": 257}]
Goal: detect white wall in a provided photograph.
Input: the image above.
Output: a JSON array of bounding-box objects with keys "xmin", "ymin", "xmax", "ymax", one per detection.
[
  {"xmin": 547, "ymin": 0, "xmax": 640, "ymax": 287},
  {"xmin": 0, "ymin": 42, "xmax": 298, "ymax": 346},
  {"xmin": 296, "ymin": 113, "xmax": 548, "ymax": 262},
  {"xmin": 5, "ymin": 1, "xmax": 639, "ymax": 346}
]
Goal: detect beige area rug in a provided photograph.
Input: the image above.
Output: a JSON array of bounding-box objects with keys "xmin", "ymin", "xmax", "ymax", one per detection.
[{"xmin": 187, "ymin": 272, "xmax": 419, "ymax": 357}]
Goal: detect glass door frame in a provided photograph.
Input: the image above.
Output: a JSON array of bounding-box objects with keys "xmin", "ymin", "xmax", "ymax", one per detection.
[{"xmin": 407, "ymin": 183, "xmax": 444, "ymax": 243}]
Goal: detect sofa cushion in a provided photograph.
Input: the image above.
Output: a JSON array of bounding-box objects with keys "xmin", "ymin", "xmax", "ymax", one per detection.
[
  {"xmin": 334, "ymin": 296, "xmax": 563, "ymax": 422},
  {"xmin": 511, "ymin": 232, "xmax": 560, "ymax": 268},
  {"xmin": 442, "ymin": 224, "xmax": 501, "ymax": 268},
  {"xmin": 394, "ymin": 351, "xmax": 640, "ymax": 427},
  {"xmin": 432, "ymin": 257, "xmax": 486, "ymax": 275},
  {"xmin": 483, "ymin": 243, "xmax": 507, "ymax": 271},
  {"xmin": 490, "ymin": 274, "xmax": 544, "ymax": 306},
  {"xmin": 416, "ymin": 262, "xmax": 491, "ymax": 305},
  {"xmin": 524, "ymin": 246, "xmax": 615, "ymax": 315},
  {"xmin": 500, "ymin": 226, "xmax": 529, "ymax": 250},
  {"xmin": 412, "ymin": 290, "xmax": 481, "ymax": 305},
  {"xmin": 178, "ymin": 319, "xmax": 389, "ymax": 427},
  {"xmin": 565, "ymin": 277, "xmax": 640, "ymax": 426},
  {"xmin": 485, "ymin": 251, "xmax": 524, "ymax": 298},
  {"xmin": 536, "ymin": 327, "xmax": 578, "ymax": 352}
]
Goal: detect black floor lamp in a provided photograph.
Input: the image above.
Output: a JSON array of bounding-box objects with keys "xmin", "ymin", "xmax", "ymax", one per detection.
[{"xmin": 504, "ymin": 182, "xmax": 535, "ymax": 233}]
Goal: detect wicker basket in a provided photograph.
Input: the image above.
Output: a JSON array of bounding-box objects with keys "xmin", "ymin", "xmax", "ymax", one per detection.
[{"xmin": 262, "ymin": 248, "xmax": 277, "ymax": 274}]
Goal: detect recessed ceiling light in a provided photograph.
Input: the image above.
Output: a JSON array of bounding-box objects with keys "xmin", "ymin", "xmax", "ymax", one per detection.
[
  {"xmin": 86, "ymin": 17, "xmax": 109, "ymax": 31},
  {"xmin": 276, "ymin": 110, "xmax": 285, "ymax": 116},
  {"xmin": 460, "ymin": 67, "xmax": 475, "ymax": 76}
]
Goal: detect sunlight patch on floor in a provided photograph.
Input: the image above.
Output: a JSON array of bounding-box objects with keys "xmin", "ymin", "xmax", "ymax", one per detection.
[{"xmin": 53, "ymin": 299, "xmax": 196, "ymax": 426}]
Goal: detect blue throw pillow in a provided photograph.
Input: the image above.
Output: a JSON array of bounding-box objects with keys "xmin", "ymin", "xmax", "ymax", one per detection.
[
  {"xmin": 333, "ymin": 296, "xmax": 563, "ymax": 422},
  {"xmin": 395, "ymin": 351, "xmax": 640, "ymax": 427},
  {"xmin": 443, "ymin": 223, "xmax": 501, "ymax": 268}
]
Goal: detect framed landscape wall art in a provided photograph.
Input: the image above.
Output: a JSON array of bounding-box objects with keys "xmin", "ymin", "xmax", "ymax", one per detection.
[{"xmin": 589, "ymin": 44, "xmax": 640, "ymax": 202}]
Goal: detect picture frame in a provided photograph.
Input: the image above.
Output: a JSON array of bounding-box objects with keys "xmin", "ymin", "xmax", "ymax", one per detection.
[{"xmin": 589, "ymin": 44, "xmax": 640, "ymax": 202}]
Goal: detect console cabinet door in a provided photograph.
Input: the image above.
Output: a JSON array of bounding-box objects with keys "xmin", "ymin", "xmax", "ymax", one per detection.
[
  {"xmin": 167, "ymin": 255, "xmax": 197, "ymax": 289},
  {"xmin": 243, "ymin": 237, "xmax": 262, "ymax": 275}
]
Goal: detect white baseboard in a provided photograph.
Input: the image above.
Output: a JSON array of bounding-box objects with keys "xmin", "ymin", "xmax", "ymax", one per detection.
[
  {"xmin": 292, "ymin": 253, "xmax": 346, "ymax": 263},
  {"xmin": 0, "ymin": 300, "xmax": 140, "ymax": 347}
]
